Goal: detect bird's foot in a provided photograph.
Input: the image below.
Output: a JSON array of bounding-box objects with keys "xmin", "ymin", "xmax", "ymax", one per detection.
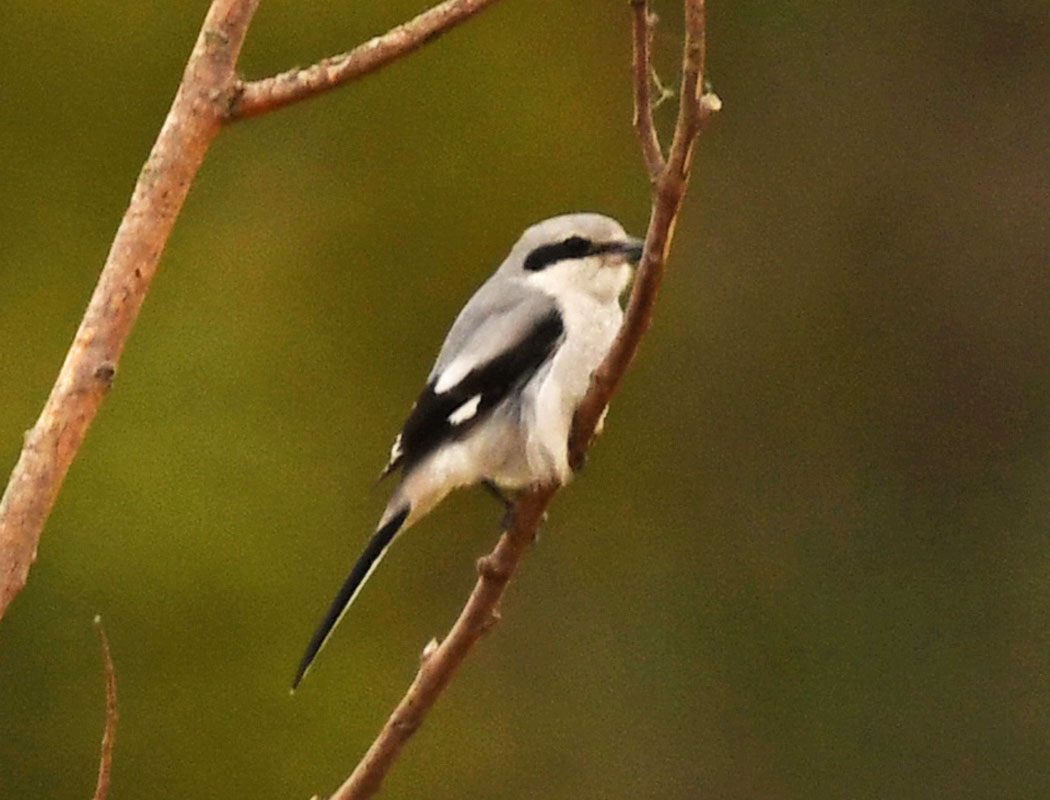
[
  {"xmin": 501, "ymin": 505, "xmax": 516, "ymax": 531},
  {"xmin": 482, "ymin": 480, "xmax": 513, "ymax": 510},
  {"xmin": 573, "ymin": 450, "xmax": 589, "ymax": 473}
]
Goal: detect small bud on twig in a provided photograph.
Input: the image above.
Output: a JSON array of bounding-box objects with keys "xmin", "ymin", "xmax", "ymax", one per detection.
[{"xmin": 420, "ymin": 637, "xmax": 439, "ymax": 662}]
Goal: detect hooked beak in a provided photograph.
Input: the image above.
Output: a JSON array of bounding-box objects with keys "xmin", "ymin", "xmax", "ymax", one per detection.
[
  {"xmin": 621, "ymin": 236, "xmax": 645, "ymax": 263},
  {"xmin": 592, "ymin": 236, "xmax": 645, "ymax": 265}
]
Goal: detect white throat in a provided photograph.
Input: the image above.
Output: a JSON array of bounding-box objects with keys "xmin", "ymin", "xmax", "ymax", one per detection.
[{"xmin": 523, "ymin": 258, "xmax": 631, "ymax": 306}]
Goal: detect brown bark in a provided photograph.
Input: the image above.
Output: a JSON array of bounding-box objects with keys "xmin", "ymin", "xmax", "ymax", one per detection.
[
  {"xmin": 0, "ymin": 0, "xmax": 260, "ymax": 620},
  {"xmin": 231, "ymin": 0, "xmax": 505, "ymax": 120},
  {"xmin": 330, "ymin": 488, "xmax": 555, "ymax": 800}
]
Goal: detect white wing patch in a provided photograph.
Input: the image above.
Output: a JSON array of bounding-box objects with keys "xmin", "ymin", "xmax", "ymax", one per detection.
[
  {"xmin": 389, "ymin": 433, "xmax": 403, "ymax": 463},
  {"xmin": 434, "ymin": 360, "xmax": 472, "ymax": 394},
  {"xmin": 447, "ymin": 394, "xmax": 482, "ymax": 426}
]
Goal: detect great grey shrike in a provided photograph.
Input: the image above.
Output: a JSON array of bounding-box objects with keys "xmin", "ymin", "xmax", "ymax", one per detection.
[{"xmin": 293, "ymin": 212, "xmax": 644, "ymax": 688}]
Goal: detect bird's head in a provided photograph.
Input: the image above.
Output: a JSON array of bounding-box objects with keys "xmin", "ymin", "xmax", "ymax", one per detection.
[{"xmin": 504, "ymin": 213, "xmax": 644, "ymax": 303}]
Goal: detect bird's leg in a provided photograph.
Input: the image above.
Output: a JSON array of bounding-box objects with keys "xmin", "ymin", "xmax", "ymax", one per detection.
[
  {"xmin": 482, "ymin": 480, "xmax": 516, "ymax": 529},
  {"xmin": 482, "ymin": 480, "xmax": 513, "ymax": 509}
]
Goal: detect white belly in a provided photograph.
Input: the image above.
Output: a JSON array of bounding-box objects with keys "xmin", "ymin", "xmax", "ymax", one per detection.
[{"xmin": 520, "ymin": 293, "xmax": 623, "ymax": 486}]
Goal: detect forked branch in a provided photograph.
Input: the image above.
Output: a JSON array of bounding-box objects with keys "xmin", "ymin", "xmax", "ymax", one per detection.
[
  {"xmin": 330, "ymin": 2, "xmax": 719, "ymax": 798},
  {"xmin": 568, "ymin": 0, "xmax": 718, "ymax": 464},
  {"xmin": 0, "ymin": 0, "xmax": 505, "ymax": 622}
]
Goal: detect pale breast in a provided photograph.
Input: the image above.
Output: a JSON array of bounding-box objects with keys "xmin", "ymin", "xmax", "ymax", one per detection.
[{"xmin": 524, "ymin": 295, "xmax": 624, "ymax": 484}]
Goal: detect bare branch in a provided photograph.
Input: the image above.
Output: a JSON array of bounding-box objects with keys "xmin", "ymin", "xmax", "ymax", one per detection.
[
  {"xmin": 665, "ymin": 0, "xmax": 720, "ymax": 184},
  {"xmin": 0, "ymin": 0, "xmax": 259, "ymax": 620},
  {"xmin": 0, "ymin": 0, "xmax": 510, "ymax": 620},
  {"xmin": 332, "ymin": 2, "xmax": 718, "ymax": 797},
  {"xmin": 230, "ymin": 0, "xmax": 505, "ymax": 120},
  {"xmin": 329, "ymin": 488, "xmax": 555, "ymax": 800},
  {"xmin": 92, "ymin": 616, "xmax": 118, "ymax": 800},
  {"xmin": 631, "ymin": 0, "xmax": 665, "ymax": 180},
  {"xmin": 569, "ymin": 0, "xmax": 717, "ymax": 466}
]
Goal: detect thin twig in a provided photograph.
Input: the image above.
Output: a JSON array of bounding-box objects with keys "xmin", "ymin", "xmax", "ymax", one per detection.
[
  {"xmin": 631, "ymin": 0, "xmax": 665, "ymax": 180},
  {"xmin": 230, "ymin": 0, "xmax": 505, "ymax": 119},
  {"xmin": 92, "ymin": 616, "xmax": 118, "ymax": 800},
  {"xmin": 330, "ymin": 2, "xmax": 718, "ymax": 798},
  {"xmin": 568, "ymin": 0, "xmax": 717, "ymax": 466},
  {"xmin": 665, "ymin": 0, "xmax": 719, "ymax": 185},
  {"xmin": 650, "ymin": 65, "xmax": 676, "ymax": 110}
]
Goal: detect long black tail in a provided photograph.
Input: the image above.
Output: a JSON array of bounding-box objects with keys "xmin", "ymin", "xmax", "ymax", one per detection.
[{"xmin": 292, "ymin": 505, "xmax": 410, "ymax": 689}]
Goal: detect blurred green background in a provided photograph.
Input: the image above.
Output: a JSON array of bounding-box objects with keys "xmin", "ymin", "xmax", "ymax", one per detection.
[{"xmin": 2, "ymin": 1, "xmax": 1049, "ymax": 797}]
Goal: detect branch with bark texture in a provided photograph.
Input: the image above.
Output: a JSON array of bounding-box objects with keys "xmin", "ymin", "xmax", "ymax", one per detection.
[
  {"xmin": 0, "ymin": 0, "xmax": 504, "ymax": 622},
  {"xmin": 630, "ymin": 0, "xmax": 665, "ymax": 180},
  {"xmin": 330, "ymin": 487, "xmax": 555, "ymax": 799},
  {"xmin": 332, "ymin": 2, "xmax": 719, "ymax": 798},
  {"xmin": 230, "ymin": 0, "xmax": 504, "ymax": 119}
]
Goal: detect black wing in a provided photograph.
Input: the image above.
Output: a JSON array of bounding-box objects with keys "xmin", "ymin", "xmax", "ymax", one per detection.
[{"xmin": 382, "ymin": 308, "xmax": 564, "ymax": 477}]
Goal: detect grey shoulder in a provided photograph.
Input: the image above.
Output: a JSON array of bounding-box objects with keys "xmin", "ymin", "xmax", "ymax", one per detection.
[{"xmin": 431, "ymin": 277, "xmax": 556, "ymax": 377}]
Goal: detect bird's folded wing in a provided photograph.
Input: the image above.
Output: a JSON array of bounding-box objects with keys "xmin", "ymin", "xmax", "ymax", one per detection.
[{"xmin": 381, "ymin": 286, "xmax": 564, "ymax": 477}]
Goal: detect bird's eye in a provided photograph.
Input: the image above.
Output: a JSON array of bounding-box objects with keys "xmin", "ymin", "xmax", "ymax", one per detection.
[{"xmin": 562, "ymin": 236, "xmax": 591, "ymax": 257}]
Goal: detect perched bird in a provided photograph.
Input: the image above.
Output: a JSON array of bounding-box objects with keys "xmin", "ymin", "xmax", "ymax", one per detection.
[{"xmin": 293, "ymin": 213, "xmax": 644, "ymax": 688}]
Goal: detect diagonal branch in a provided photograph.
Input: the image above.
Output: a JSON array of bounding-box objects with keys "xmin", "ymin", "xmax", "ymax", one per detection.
[
  {"xmin": 0, "ymin": 0, "xmax": 260, "ymax": 621},
  {"xmin": 329, "ymin": 488, "xmax": 554, "ymax": 800},
  {"xmin": 328, "ymin": 2, "xmax": 719, "ymax": 798},
  {"xmin": 229, "ymin": 0, "xmax": 505, "ymax": 120},
  {"xmin": 631, "ymin": 0, "xmax": 665, "ymax": 180}
]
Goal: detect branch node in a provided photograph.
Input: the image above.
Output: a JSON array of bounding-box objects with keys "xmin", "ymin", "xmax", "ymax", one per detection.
[
  {"xmin": 203, "ymin": 28, "xmax": 230, "ymax": 48},
  {"xmin": 93, "ymin": 362, "xmax": 117, "ymax": 389},
  {"xmin": 391, "ymin": 714, "xmax": 421, "ymax": 737},
  {"xmin": 484, "ymin": 605, "xmax": 502, "ymax": 631},
  {"xmin": 420, "ymin": 637, "xmax": 439, "ymax": 662},
  {"xmin": 476, "ymin": 553, "xmax": 509, "ymax": 582},
  {"xmin": 700, "ymin": 90, "xmax": 723, "ymax": 119}
]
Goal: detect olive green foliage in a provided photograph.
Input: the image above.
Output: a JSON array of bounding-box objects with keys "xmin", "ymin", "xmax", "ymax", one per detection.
[{"xmin": 2, "ymin": 2, "xmax": 1049, "ymax": 797}]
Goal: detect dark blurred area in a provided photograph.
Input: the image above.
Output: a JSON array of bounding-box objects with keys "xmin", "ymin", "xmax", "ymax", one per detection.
[{"xmin": 2, "ymin": 1, "xmax": 1049, "ymax": 797}]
